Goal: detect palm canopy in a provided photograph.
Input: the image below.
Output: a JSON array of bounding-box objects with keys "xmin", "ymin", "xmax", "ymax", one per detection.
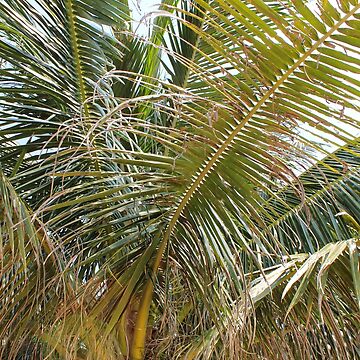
[{"xmin": 0, "ymin": 0, "xmax": 359, "ymax": 359}]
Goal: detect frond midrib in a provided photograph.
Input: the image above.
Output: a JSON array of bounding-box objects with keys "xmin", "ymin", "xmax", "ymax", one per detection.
[
  {"xmin": 265, "ymin": 164, "xmax": 360, "ymax": 231},
  {"xmin": 65, "ymin": 0, "xmax": 90, "ymax": 118}
]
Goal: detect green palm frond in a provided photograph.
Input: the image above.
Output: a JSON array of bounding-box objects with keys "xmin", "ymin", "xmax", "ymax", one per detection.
[
  {"xmin": 0, "ymin": 0, "xmax": 129, "ymax": 170},
  {"xmin": 145, "ymin": 0, "xmax": 360, "ymax": 304}
]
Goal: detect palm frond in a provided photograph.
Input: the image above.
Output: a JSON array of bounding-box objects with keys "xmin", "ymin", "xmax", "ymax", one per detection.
[{"xmin": 0, "ymin": 171, "xmax": 76, "ymax": 358}]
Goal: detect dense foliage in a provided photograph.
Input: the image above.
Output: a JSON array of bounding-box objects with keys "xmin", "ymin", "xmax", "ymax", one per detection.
[{"xmin": 0, "ymin": 0, "xmax": 359, "ymax": 359}]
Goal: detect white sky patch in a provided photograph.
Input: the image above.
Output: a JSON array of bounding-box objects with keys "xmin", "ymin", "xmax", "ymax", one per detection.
[{"xmin": 130, "ymin": 0, "xmax": 158, "ymax": 36}]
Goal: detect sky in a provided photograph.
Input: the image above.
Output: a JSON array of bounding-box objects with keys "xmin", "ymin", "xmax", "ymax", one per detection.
[{"xmin": 130, "ymin": 0, "xmax": 158, "ymax": 35}]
